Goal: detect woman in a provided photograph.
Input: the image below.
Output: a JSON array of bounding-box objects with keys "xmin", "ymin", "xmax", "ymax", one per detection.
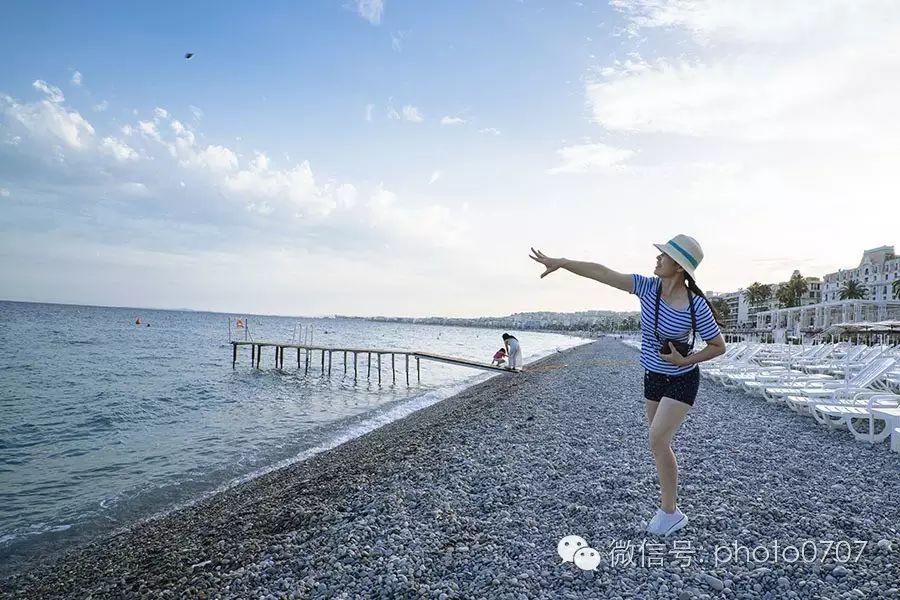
[
  {"xmin": 529, "ymin": 234, "xmax": 726, "ymax": 536},
  {"xmin": 502, "ymin": 333, "xmax": 522, "ymax": 370}
]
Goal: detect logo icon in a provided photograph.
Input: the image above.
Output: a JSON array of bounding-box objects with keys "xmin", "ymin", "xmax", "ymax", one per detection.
[{"xmin": 557, "ymin": 535, "xmax": 601, "ymax": 571}]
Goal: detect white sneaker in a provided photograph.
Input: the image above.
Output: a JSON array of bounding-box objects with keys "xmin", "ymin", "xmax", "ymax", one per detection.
[
  {"xmin": 648, "ymin": 507, "xmax": 688, "ymax": 536},
  {"xmin": 646, "ymin": 508, "xmax": 667, "ymax": 534}
]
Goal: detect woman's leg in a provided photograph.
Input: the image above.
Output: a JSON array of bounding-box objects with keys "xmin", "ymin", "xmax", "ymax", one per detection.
[
  {"xmin": 648, "ymin": 397, "xmax": 691, "ymax": 512},
  {"xmin": 645, "ymin": 399, "xmax": 659, "ymax": 425}
]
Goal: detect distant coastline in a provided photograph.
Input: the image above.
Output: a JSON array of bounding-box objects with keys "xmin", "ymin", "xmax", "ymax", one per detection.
[
  {"xmin": 343, "ymin": 311, "xmax": 641, "ymax": 337},
  {"xmin": 0, "ymin": 299, "xmax": 640, "ymax": 335}
]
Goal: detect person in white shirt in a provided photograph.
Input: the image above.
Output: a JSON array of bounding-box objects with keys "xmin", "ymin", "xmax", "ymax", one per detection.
[{"xmin": 502, "ymin": 333, "xmax": 521, "ymax": 370}]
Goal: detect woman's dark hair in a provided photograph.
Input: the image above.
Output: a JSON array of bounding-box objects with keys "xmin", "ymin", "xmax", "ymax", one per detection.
[
  {"xmin": 502, "ymin": 333, "xmax": 510, "ymax": 340},
  {"xmin": 684, "ymin": 273, "xmax": 725, "ymax": 327}
]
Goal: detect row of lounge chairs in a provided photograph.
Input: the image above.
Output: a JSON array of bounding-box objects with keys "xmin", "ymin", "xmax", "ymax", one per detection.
[{"xmin": 702, "ymin": 342, "xmax": 900, "ymax": 452}]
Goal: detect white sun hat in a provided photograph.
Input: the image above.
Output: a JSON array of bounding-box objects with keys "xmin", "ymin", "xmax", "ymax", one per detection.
[{"xmin": 654, "ymin": 234, "xmax": 704, "ymax": 279}]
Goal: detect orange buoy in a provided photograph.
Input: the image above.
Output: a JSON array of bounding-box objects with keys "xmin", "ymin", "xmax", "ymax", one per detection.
[{"xmin": 236, "ymin": 319, "xmax": 244, "ymax": 329}]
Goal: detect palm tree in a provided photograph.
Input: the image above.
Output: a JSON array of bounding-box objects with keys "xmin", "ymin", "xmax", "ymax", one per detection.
[
  {"xmin": 621, "ymin": 316, "xmax": 639, "ymax": 331},
  {"xmin": 776, "ymin": 272, "xmax": 809, "ymax": 308},
  {"xmin": 893, "ymin": 278, "xmax": 900, "ymax": 300},
  {"xmin": 746, "ymin": 282, "xmax": 772, "ymax": 307},
  {"xmin": 710, "ymin": 298, "xmax": 731, "ymax": 322},
  {"xmin": 840, "ymin": 280, "xmax": 866, "ymax": 300}
]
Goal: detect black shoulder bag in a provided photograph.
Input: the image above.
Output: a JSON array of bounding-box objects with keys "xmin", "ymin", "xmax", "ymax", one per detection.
[{"xmin": 654, "ymin": 280, "xmax": 696, "ymax": 356}]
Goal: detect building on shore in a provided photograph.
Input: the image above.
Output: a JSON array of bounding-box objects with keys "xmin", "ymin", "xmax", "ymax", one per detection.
[
  {"xmin": 709, "ymin": 270, "xmax": 822, "ymax": 330},
  {"xmin": 821, "ymin": 245, "xmax": 899, "ymax": 303},
  {"xmin": 724, "ymin": 246, "xmax": 900, "ymax": 341},
  {"xmin": 705, "ymin": 289, "xmax": 749, "ymax": 330}
]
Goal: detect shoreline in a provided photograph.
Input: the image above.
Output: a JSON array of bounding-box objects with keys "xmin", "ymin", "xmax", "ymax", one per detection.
[
  {"xmin": 0, "ymin": 336, "xmax": 591, "ymax": 582},
  {"xmin": 3, "ymin": 338, "xmax": 898, "ymax": 598}
]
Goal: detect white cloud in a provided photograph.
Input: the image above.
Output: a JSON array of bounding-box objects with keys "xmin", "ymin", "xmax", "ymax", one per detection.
[
  {"xmin": 440, "ymin": 116, "xmax": 467, "ymax": 126},
  {"xmin": 610, "ymin": 0, "xmax": 865, "ymax": 45},
  {"xmin": 120, "ymin": 182, "xmax": 150, "ymax": 196},
  {"xmin": 71, "ymin": 71, "xmax": 83, "ymax": 86},
  {"xmin": 388, "ymin": 103, "xmax": 424, "ymax": 123},
  {"xmin": 365, "ymin": 103, "xmax": 374, "ymax": 122},
  {"xmin": 32, "ymin": 80, "xmax": 65, "ymax": 103},
  {"xmin": 224, "ymin": 153, "xmax": 335, "ymax": 217},
  {"xmin": 335, "ymin": 183, "xmax": 357, "ymax": 209},
  {"xmin": 0, "ymin": 188, "xmax": 10, "ymax": 198},
  {"xmin": 548, "ymin": 142, "xmax": 635, "ymax": 174},
  {"xmin": 429, "ymin": 170, "xmax": 442, "ymax": 184},
  {"xmin": 138, "ymin": 120, "xmax": 160, "ymax": 140},
  {"xmin": 3, "ymin": 92, "xmax": 95, "ymax": 148},
  {"xmin": 365, "ymin": 184, "xmax": 463, "ymax": 247},
  {"xmin": 93, "ymin": 100, "xmax": 109, "ymax": 112},
  {"xmin": 592, "ymin": 1, "xmax": 900, "ymax": 146},
  {"xmin": 478, "ymin": 127, "xmax": 501, "ymax": 136},
  {"xmin": 100, "ymin": 137, "xmax": 139, "ymax": 162},
  {"xmin": 391, "ymin": 31, "xmax": 404, "ymax": 52},
  {"xmin": 153, "ymin": 107, "xmax": 169, "ymax": 120},
  {"xmin": 189, "ymin": 105, "xmax": 204, "ymax": 120},
  {"xmin": 0, "ymin": 83, "xmax": 466, "ymax": 294},
  {"xmin": 356, "ymin": 0, "xmax": 384, "ymax": 25},
  {"xmin": 194, "ymin": 144, "xmax": 239, "ymax": 172},
  {"xmin": 402, "ymin": 105, "xmax": 423, "ymax": 123}
]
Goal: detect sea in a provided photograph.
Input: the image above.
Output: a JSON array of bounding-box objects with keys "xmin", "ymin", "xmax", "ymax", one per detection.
[{"xmin": 0, "ymin": 300, "xmax": 589, "ymax": 572}]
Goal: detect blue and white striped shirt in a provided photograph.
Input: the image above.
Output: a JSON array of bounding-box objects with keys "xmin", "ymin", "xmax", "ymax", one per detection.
[{"xmin": 631, "ymin": 274, "xmax": 721, "ymax": 375}]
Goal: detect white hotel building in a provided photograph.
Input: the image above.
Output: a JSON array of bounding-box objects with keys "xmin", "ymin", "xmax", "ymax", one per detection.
[{"xmin": 712, "ymin": 246, "xmax": 900, "ymax": 340}]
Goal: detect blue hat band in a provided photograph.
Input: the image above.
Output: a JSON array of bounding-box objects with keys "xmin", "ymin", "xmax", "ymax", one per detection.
[{"xmin": 668, "ymin": 239, "xmax": 698, "ymax": 268}]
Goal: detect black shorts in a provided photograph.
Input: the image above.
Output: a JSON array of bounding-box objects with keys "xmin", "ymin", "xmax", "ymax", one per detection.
[{"xmin": 644, "ymin": 367, "xmax": 700, "ymax": 406}]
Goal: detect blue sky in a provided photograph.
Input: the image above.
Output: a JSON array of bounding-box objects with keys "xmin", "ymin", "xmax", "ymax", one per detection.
[{"xmin": 1, "ymin": 1, "xmax": 898, "ymax": 316}]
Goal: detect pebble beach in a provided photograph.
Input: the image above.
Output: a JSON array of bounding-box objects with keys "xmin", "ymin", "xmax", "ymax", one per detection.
[{"xmin": 2, "ymin": 337, "xmax": 898, "ymax": 599}]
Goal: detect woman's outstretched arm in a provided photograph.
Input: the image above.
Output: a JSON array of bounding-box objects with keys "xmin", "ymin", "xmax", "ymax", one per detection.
[{"xmin": 529, "ymin": 247, "xmax": 633, "ymax": 293}]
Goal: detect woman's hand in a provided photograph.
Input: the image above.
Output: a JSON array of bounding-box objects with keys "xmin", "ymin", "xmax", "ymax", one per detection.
[
  {"xmin": 659, "ymin": 342, "xmax": 689, "ymax": 366},
  {"xmin": 529, "ymin": 248, "xmax": 566, "ymax": 278}
]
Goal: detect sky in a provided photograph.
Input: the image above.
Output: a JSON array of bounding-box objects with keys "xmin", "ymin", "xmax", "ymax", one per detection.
[{"xmin": 1, "ymin": 0, "xmax": 898, "ymax": 317}]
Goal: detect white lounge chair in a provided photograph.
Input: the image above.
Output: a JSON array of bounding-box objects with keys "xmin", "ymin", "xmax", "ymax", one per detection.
[
  {"xmin": 799, "ymin": 345, "xmax": 869, "ymax": 374},
  {"xmin": 811, "ymin": 394, "xmax": 900, "ymax": 443},
  {"xmin": 775, "ymin": 358, "xmax": 897, "ymax": 412},
  {"xmin": 715, "ymin": 345, "xmax": 837, "ymax": 390}
]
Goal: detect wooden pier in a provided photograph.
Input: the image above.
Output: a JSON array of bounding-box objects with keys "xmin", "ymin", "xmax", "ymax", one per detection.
[{"xmin": 230, "ymin": 341, "xmax": 517, "ymax": 384}]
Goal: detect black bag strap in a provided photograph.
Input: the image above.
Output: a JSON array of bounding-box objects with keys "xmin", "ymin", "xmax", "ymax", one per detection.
[{"xmin": 654, "ymin": 280, "xmax": 697, "ymax": 349}]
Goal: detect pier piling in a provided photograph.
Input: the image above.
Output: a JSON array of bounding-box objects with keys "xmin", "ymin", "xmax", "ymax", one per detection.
[{"xmin": 230, "ymin": 342, "xmax": 513, "ymax": 382}]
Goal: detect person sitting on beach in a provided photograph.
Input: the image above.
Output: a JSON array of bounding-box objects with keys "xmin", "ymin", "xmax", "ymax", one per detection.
[
  {"xmin": 529, "ymin": 236, "xmax": 726, "ymax": 537},
  {"xmin": 491, "ymin": 347, "xmax": 507, "ymax": 366}
]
